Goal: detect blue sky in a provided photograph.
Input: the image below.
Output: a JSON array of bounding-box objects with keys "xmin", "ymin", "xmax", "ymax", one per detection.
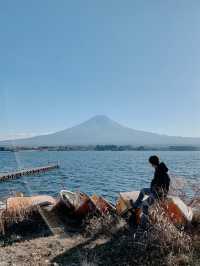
[{"xmin": 0, "ymin": 1, "xmax": 200, "ymax": 139}]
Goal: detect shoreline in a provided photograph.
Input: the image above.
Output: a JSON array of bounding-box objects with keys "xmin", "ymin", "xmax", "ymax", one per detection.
[{"xmin": 1, "ymin": 145, "xmax": 200, "ymax": 152}]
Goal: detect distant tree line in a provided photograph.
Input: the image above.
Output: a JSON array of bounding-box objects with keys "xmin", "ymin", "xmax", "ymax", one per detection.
[{"xmin": 1, "ymin": 145, "xmax": 200, "ymax": 152}]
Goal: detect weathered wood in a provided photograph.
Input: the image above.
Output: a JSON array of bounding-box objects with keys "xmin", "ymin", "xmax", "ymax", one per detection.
[
  {"xmin": 39, "ymin": 206, "xmax": 67, "ymax": 236},
  {"xmin": 0, "ymin": 164, "xmax": 59, "ymax": 182}
]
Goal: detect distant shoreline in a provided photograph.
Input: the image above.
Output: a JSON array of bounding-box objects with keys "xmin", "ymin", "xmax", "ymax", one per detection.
[{"xmin": 1, "ymin": 145, "xmax": 200, "ymax": 152}]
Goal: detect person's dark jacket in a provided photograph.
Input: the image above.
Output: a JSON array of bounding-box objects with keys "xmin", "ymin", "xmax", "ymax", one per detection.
[{"xmin": 150, "ymin": 162, "xmax": 170, "ymax": 198}]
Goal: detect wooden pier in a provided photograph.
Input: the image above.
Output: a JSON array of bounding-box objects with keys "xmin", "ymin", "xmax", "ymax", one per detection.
[{"xmin": 0, "ymin": 164, "xmax": 59, "ymax": 182}]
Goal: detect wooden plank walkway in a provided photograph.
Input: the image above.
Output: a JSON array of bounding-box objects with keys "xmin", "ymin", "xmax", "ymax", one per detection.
[{"xmin": 0, "ymin": 164, "xmax": 59, "ymax": 182}]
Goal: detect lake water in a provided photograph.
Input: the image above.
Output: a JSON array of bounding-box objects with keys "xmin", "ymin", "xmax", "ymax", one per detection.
[{"xmin": 0, "ymin": 151, "xmax": 200, "ymax": 202}]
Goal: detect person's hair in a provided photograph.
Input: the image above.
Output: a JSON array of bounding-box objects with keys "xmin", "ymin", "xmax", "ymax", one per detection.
[{"xmin": 149, "ymin": 155, "xmax": 160, "ymax": 166}]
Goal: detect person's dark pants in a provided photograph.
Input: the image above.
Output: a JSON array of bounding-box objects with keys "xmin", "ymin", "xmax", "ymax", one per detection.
[
  {"xmin": 131, "ymin": 188, "xmax": 157, "ymax": 227},
  {"xmin": 133, "ymin": 188, "xmax": 155, "ymax": 209}
]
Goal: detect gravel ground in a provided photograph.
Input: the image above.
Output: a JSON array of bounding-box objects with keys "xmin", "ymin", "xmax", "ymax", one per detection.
[{"xmin": 0, "ymin": 235, "xmax": 85, "ymax": 266}]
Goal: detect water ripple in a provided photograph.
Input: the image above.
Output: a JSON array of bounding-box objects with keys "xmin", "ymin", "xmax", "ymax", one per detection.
[{"xmin": 0, "ymin": 150, "xmax": 200, "ymax": 201}]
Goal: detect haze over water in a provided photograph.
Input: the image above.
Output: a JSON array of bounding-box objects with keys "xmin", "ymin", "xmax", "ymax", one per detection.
[{"xmin": 0, "ymin": 150, "xmax": 199, "ymax": 202}]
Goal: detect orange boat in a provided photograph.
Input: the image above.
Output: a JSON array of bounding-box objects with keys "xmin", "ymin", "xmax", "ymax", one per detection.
[
  {"xmin": 116, "ymin": 191, "xmax": 145, "ymax": 216},
  {"xmin": 59, "ymin": 190, "xmax": 96, "ymax": 218},
  {"xmin": 116, "ymin": 191, "xmax": 193, "ymax": 225},
  {"xmin": 162, "ymin": 196, "xmax": 193, "ymax": 225},
  {"xmin": 91, "ymin": 194, "xmax": 116, "ymax": 215}
]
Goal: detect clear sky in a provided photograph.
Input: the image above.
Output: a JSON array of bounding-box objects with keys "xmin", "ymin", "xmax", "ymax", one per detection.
[{"xmin": 0, "ymin": 1, "xmax": 200, "ymax": 140}]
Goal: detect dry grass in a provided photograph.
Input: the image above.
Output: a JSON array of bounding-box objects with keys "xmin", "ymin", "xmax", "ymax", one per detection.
[
  {"xmin": 51, "ymin": 200, "xmax": 195, "ymax": 265},
  {"xmin": 0, "ymin": 205, "xmax": 39, "ymax": 234},
  {"xmin": 1, "ymin": 177, "xmax": 200, "ymax": 265},
  {"xmin": 74, "ymin": 178, "xmax": 200, "ymax": 265},
  {"xmin": 84, "ymin": 212, "xmax": 125, "ymax": 238},
  {"xmin": 149, "ymin": 201, "xmax": 191, "ymax": 251}
]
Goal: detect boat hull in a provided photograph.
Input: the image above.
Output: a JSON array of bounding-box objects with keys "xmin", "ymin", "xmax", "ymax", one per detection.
[
  {"xmin": 59, "ymin": 190, "xmax": 96, "ymax": 218},
  {"xmin": 91, "ymin": 194, "xmax": 116, "ymax": 215},
  {"xmin": 116, "ymin": 191, "xmax": 193, "ymax": 225}
]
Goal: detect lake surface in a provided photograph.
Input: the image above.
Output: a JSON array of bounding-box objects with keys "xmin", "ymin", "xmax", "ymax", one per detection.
[{"xmin": 0, "ymin": 151, "xmax": 200, "ymax": 202}]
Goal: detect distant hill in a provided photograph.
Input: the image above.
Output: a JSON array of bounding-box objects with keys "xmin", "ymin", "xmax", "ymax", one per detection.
[{"xmin": 1, "ymin": 115, "xmax": 200, "ymax": 146}]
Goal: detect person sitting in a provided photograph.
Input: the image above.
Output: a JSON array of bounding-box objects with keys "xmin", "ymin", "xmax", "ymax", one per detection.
[{"xmin": 130, "ymin": 155, "xmax": 170, "ymax": 226}]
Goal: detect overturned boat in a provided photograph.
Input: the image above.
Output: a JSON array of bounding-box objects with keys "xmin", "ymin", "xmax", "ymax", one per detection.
[
  {"xmin": 116, "ymin": 191, "xmax": 143, "ymax": 216},
  {"xmin": 116, "ymin": 191, "xmax": 193, "ymax": 225},
  {"xmin": 6, "ymin": 195, "xmax": 56, "ymax": 212},
  {"xmin": 0, "ymin": 194, "xmax": 56, "ymax": 235},
  {"xmin": 57, "ymin": 190, "xmax": 96, "ymax": 218},
  {"xmin": 91, "ymin": 194, "xmax": 116, "ymax": 215},
  {"xmin": 162, "ymin": 196, "xmax": 193, "ymax": 224}
]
